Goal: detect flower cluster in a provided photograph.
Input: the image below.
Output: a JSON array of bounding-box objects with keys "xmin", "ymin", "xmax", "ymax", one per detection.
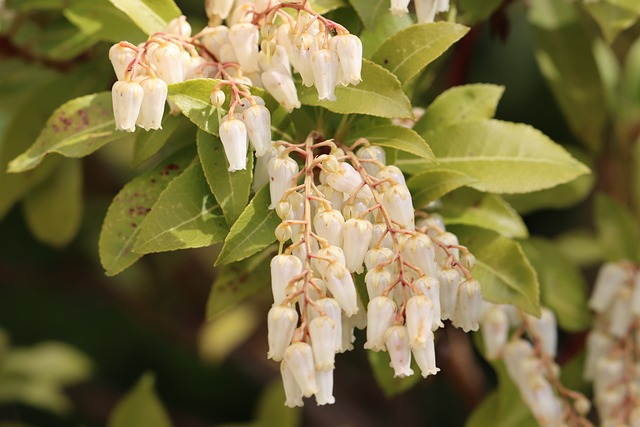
[
  {"xmin": 389, "ymin": 0, "xmax": 450, "ymax": 23},
  {"xmin": 479, "ymin": 303, "xmax": 592, "ymax": 427},
  {"xmin": 265, "ymin": 135, "xmax": 483, "ymax": 406},
  {"xmin": 584, "ymin": 262, "xmax": 640, "ymax": 426},
  {"xmin": 109, "ymin": 0, "xmax": 363, "ymax": 155}
]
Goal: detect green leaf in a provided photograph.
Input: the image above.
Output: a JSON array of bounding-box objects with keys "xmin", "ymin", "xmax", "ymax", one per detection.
[
  {"xmin": 308, "ymin": 0, "xmax": 346, "ymax": 14},
  {"xmin": 609, "ymin": 0, "xmax": 640, "ymax": 13},
  {"xmin": 414, "ymin": 84, "xmax": 505, "ymax": 136},
  {"xmin": 348, "ymin": 0, "xmax": 388, "ymax": 28},
  {"xmin": 7, "ymin": 92, "xmax": 125, "ymax": 173},
  {"xmin": 521, "ymin": 238, "xmax": 592, "ymax": 332},
  {"xmin": 22, "ymin": 159, "xmax": 82, "ymax": 247},
  {"xmin": 99, "ymin": 148, "xmax": 195, "ymax": 276},
  {"xmin": 371, "ymin": 22, "xmax": 469, "ymax": 85},
  {"xmin": 64, "ymin": 0, "xmax": 147, "ymax": 43},
  {"xmin": 594, "ymin": 193, "xmax": 640, "ymax": 262},
  {"xmin": 133, "ymin": 162, "xmax": 228, "ymax": 255},
  {"xmin": 438, "ymin": 189, "xmax": 528, "ymax": 239},
  {"xmin": 207, "ymin": 248, "xmax": 274, "ymax": 318},
  {"xmin": 360, "ymin": 12, "xmax": 413, "ymax": 58},
  {"xmin": 413, "ymin": 119, "xmax": 590, "ymax": 194},
  {"xmin": 197, "ymin": 130, "xmax": 253, "ymax": 226},
  {"xmin": 367, "ymin": 351, "xmax": 420, "ymax": 397},
  {"xmin": 459, "ymin": 0, "xmax": 503, "ymax": 24},
  {"xmin": 255, "ymin": 381, "xmax": 301, "ymax": 427},
  {"xmin": 585, "ymin": 1, "xmax": 639, "ymax": 43},
  {"xmin": 407, "ymin": 168, "xmax": 476, "ymax": 207},
  {"xmin": 346, "ymin": 124, "xmax": 435, "ymax": 161},
  {"xmin": 108, "ymin": 0, "xmax": 181, "ymax": 35},
  {"xmin": 298, "ymin": 60, "xmax": 413, "ymax": 119},
  {"xmin": 528, "ymin": 0, "xmax": 607, "ymax": 153},
  {"xmin": 107, "ymin": 373, "xmax": 172, "ymax": 427},
  {"xmin": 167, "ymin": 79, "xmax": 222, "ymax": 135},
  {"xmin": 132, "ymin": 114, "xmax": 182, "ymax": 167},
  {"xmin": 452, "ymin": 225, "xmax": 540, "ymax": 316},
  {"xmin": 555, "ymin": 228, "xmax": 603, "ymax": 267},
  {"xmin": 215, "ymin": 186, "xmax": 280, "ymax": 266}
]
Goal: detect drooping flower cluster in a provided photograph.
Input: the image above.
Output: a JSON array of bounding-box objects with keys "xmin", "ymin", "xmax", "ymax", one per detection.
[
  {"xmin": 584, "ymin": 262, "xmax": 640, "ymax": 426},
  {"xmin": 389, "ymin": 0, "xmax": 450, "ymax": 23},
  {"xmin": 265, "ymin": 135, "xmax": 483, "ymax": 406},
  {"xmin": 479, "ymin": 303, "xmax": 592, "ymax": 427},
  {"xmin": 109, "ymin": 0, "xmax": 363, "ymax": 169}
]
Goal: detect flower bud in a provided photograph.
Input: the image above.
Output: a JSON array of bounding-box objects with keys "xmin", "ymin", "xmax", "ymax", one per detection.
[
  {"xmin": 271, "ymin": 254, "xmax": 302, "ymax": 305},
  {"xmin": 201, "ymin": 25, "xmax": 230, "ymax": 59},
  {"xmin": 385, "ymin": 326, "xmax": 414, "ymax": 378},
  {"xmin": 147, "ymin": 42, "xmax": 185, "ymax": 84},
  {"xmin": 315, "ymin": 184, "xmax": 344, "ymax": 212},
  {"xmin": 365, "ymin": 267, "xmax": 393, "ymax": 300},
  {"xmin": 365, "ymin": 296, "xmax": 396, "ymax": 351},
  {"xmin": 267, "ymin": 305, "xmax": 298, "ymax": 361},
  {"xmin": 342, "ymin": 218, "xmax": 373, "ymax": 273},
  {"xmin": 112, "ymin": 80, "xmax": 144, "ymax": 132},
  {"xmin": 219, "ymin": 117, "xmax": 248, "ymax": 171},
  {"xmin": 228, "ymin": 23, "xmax": 260, "ymax": 73},
  {"xmin": 284, "ymin": 342, "xmax": 318, "ymax": 397},
  {"xmin": 268, "ymin": 154, "xmax": 298, "ymax": 209},
  {"xmin": 259, "ymin": 44, "xmax": 292, "ymax": 76},
  {"xmin": 312, "ymin": 246, "xmax": 346, "ymax": 277},
  {"xmin": 109, "ymin": 44, "xmax": 137, "ymax": 80},
  {"xmin": 313, "ymin": 209, "xmax": 345, "ymax": 247},
  {"xmin": 370, "ymin": 223, "xmax": 393, "ymax": 249},
  {"xmin": 401, "ymin": 233, "xmax": 437, "ymax": 277},
  {"xmin": 356, "ymin": 144, "xmax": 385, "ymax": 176},
  {"xmin": 326, "ymin": 162, "xmax": 363, "ymax": 196},
  {"xmin": 382, "ymin": 184, "xmax": 415, "ymax": 230},
  {"xmin": 165, "ymin": 15, "xmax": 191, "ymax": 37},
  {"xmin": 365, "ymin": 247, "xmax": 394, "ymax": 271},
  {"xmin": 324, "ymin": 262, "xmax": 358, "ymax": 317},
  {"xmin": 261, "ymin": 70, "xmax": 301, "ymax": 112}
]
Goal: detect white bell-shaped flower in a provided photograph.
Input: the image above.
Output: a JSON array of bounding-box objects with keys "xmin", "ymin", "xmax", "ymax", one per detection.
[
  {"xmin": 259, "ymin": 44, "xmax": 292, "ymax": 76},
  {"xmin": 401, "ymin": 233, "xmax": 437, "ymax": 277},
  {"xmin": 365, "ymin": 267, "xmax": 393, "ymax": 300},
  {"xmin": 331, "ymin": 34, "xmax": 362, "ymax": 86},
  {"xmin": 205, "ymin": 0, "xmax": 234, "ymax": 20},
  {"xmin": 267, "ymin": 305, "xmax": 298, "ymax": 361},
  {"xmin": 324, "ymin": 262, "xmax": 358, "ymax": 317},
  {"xmin": 594, "ymin": 355, "xmax": 624, "ymax": 395},
  {"xmin": 252, "ymin": 146, "xmax": 278, "ymax": 192},
  {"xmin": 356, "ymin": 145, "xmax": 385, "ymax": 176},
  {"xmin": 201, "ymin": 25, "xmax": 230, "ymax": 60},
  {"xmin": 310, "ymin": 298, "xmax": 342, "ymax": 352},
  {"xmin": 229, "ymin": 23, "xmax": 260, "ymax": 73},
  {"xmin": 242, "ymin": 103, "xmax": 271, "ymax": 157},
  {"xmin": 109, "ymin": 44, "xmax": 137, "ymax": 80},
  {"xmin": 280, "ymin": 360, "xmax": 304, "ymax": 407},
  {"xmin": 383, "ymin": 184, "xmax": 415, "ymax": 230},
  {"xmin": 406, "ymin": 295, "xmax": 435, "ymax": 348},
  {"xmin": 435, "ymin": 231, "xmax": 460, "ymax": 265},
  {"xmin": 414, "ymin": 0, "xmax": 439, "ymax": 23},
  {"xmin": 284, "ymin": 342, "xmax": 318, "ymax": 397},
  {"xmin": 315, "ymin": 184, "xmax": 344, "ymax": 212},
  {"xmin": 502, "ymin": 339, "xmax": 534, "ymax": 383},
  {"xmin": 267, "ymin": 154, "xmax": 298, "ymax": 209},
  {"xmin": 311, "ymin": 48, "xmax": 339, "ymax": 101},
  {"xmin": 526, "ymin": 377, "xmax": 564, "ymax": 426},
  {"xmin": 385, "ymin": 326, "xmax": 414, "ymax": 378},
  {"xmin": 165, "ymin": 15, "xmax": 191, "ymax": 37},
  {"xmin": 365, "ymin": 247, "xmax": 394, "ymax": 271},
  {"xmin": 452, "ymin": 278, "xmax": 482, "ymax": 332},
  {"xmin": 588, "ymin": 262, "xmax": 628, "ymax": 313},
  {"xmin": 112, "ymin": 80, "xmax": 144, "ymax": 132},
  {"xmin": 525, "ymin": 308, "xmax": 558, "ymax": 357},
  {"xmin": 583, "ymin": 331, "xmax": 614, "ymax": 380},
  {"xmin": 136, "ymin": 77, "xmax": 167, "ymax": 131},
  {"xmin": 270, "ymin": 254, "xmax": 302, "ymax": 305},
  {"xmin": 438, "ymin": 268, "xmax": 460, "ymax": 320},
  {"xmin": 437, "ymin": 0, "xmax": 450, "ymax": 12},
  {"xmin": 370, "ymin": 223, "xmax": 393, "ymax": 249},
  {"xmin": 261, "ymin": 70, "xmax": 301, "ymax": 112},
  {"xmin": 312, "ymin": 245, "xmax": 346, "ymax": 277},
  {"xmin": 147, "ymin": 42, "xmax": 185, "ymax": 84},
  {"xmin": 325, "ymin": 162, "xmax": 363, "ymax": 196},
  {"xmin": 309, "ymin": 316, "xmax": 338, "ymax": 370},
  {"xmin": 631, "ymin": 271, "xmax": 640, "ymax": 316},
  {"xmin": 314, "ymin": 369, "xmax": 335, "ymax": 405},
  {"xmin": 609, "ymin": 287, "xmax": 633, "ymax": 338},
  {"xmin": 480, "ymin": 305, "xmax": 509, "ymax": 360},
  {"xmin": 412, "ymin": 276, "xmax": 443, "ymax": 330},
  {"xmin": 390, "ymin": 0, "xmax": 411, "ymax": 15},
  {"xmin": 364, "ymin": 296, "xmax": 396, "ymax": 351},
  {"xmin": 412, "ymin": 331, "xmax": 439, "ymax": 377},
  {"xmin": 342, "ymin": 218, "xmax": 373, "ymax": 273},
  {"xmin": 313, "ymin": 209, "xmax": 345, "ymax": 247},
  {"xmin": 340, "ymin": 313, "xmax": 356, "ymax": 352},
  {"xmin": 291, "ymin": 32, "xmax": 317, "ymax": 87},
  {"xmin": 219, "ymin": 117, "xmax": 248, "ymax": 171},
  {"xmin": 376, "ymin": 165, "xmax": 407, "ymax": 189}
]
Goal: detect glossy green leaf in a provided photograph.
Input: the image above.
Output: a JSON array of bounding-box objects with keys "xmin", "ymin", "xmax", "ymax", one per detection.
[
  {"xmin": 360, "ymin": 12, "xmax": 413, "ymax": 58},
  {"xmin": 368, "ymin": 351, "xmax": 420, "ymax": 397},
  {"xmin": 109, "ymin": 0, "xmax": 181, "ymax": 35},
  {"xmin": 133, "ymin": 161, "xmax": 228, "ymax": 254},
  {"xmin": 22, "ymin": 159, "xmax": 82, "ymax": 248},
  {"xmin": 452, "ymin": 225, "xmax": 540, "ymax": 316},
  {"xmin": 7, "ymin": 92, "xmax": 125, "ymax": 173},
  {"xmin": 308, "ymin": 0, "xmax": 346, "ymax": 14},
  {"xmin": 215, "ymin": 186, "xmax": 280, "ymax": 266},
  {"xmin": 64, "ymin": 0, "xmax": 147, "ymax": 43},
  {"xmin": 585, "ymin": 1, "xmax": 639, "ymax": 44},
  {"xmin": 555, "ymin": 228, "xmax": 603, "ymax": 267},
  {"xmin": 521, "ymin": 238, "xmax": 592, "ymax": 331},
  {"xmin": 298, "ymin": 60, "xmax": 413, "ymax": 119},
  {"xmin": 132, "ymin": 114, "xmax": 183, "ymax": 167},
  {"xmin": 197, "ymin": 130, "xmax": 253, "ymax": 226},
  {"xmin": 414, "ymin": 84, "xmax": 504, "ymax": 136},
  {"xmin": 595, "ymin": 193, "xmax": 640, "ymax": 262},
  {"xmin": 200, "ymin": 303, "xmax": 261, "ymax": 364},
  {"xmin": 207, "ymin": 247, "xmax": 275, "ymax": 318},
  {"xmin": 107, "ymin": 373, "xmax": 172, "ymax": 427},
  {"xmin": 348, "ymin": 0, "xmax": 388, "ymax": 28},
  {"xmin": 255, "ymin": 381, "xmax": 301, "ymax": 427},
  {"xmin": 372, "ymin": 22, "xmax": 469, "ymax": 85},
  {"xmin": 407, "ymin": 168, "xmax": 476, "ymax": 207},
  {"xmin": 438, "ymin": 189, "xmax": 528, "ymax": 239},
  {"xmin": 346, "ymin": 124, "xmax": 435, "ymax": 161},
  {"xmin": 99, "ymin": 148, "xmax": 195, "ymax": 276},
  {"xmin": 528, "ymin": 0, "xmax": 607, "ymax": 153},
  {"xmin": 416, "ymin": 119, "xmax": 590, "ymax": 194},
  {"xmin": 459, "ymin": 0, "xmax": 503, "ymax": 24},
  {"xmin": 168, "ymin": 79, "xmax": 223, "ymax": 135},
  {"xmin": 609, "ymin": 0, "xmax": 640, "ymax": 13}
]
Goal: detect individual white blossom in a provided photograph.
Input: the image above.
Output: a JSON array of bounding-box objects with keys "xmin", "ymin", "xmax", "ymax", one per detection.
[{"xmin": 112, "ymin": 80, "xmax": 144, "ymax": 132}]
